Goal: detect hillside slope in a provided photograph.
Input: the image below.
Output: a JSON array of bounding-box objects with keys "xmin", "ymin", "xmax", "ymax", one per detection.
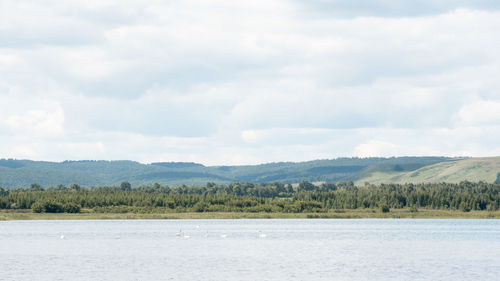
[
  {"xmin": 356, "ymin": 157, "xmax": 500, "ymax": 184},
  {"xmin": 0, "ymin": 156, "xmax": 498, "ymax": 188}
]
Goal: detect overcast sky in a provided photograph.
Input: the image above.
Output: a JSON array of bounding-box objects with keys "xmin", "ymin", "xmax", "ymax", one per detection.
[{"xmin": 1, "ymin": 0, "xmax": 500, "ymax": 165}]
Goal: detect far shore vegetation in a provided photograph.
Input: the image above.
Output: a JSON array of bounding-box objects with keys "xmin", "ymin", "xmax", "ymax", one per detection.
[
  {"xmin": 1, "ymin": 181, "xmax": 499, "ymax": 220},
  {"xmin": 2, "ymin": 209, "xmax": 500, "ymax": 220}
]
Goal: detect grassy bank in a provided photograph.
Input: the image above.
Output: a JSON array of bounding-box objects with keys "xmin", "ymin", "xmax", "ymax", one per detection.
[{"xmin": 1, "ymin": 209, "xmax": 500, "ymax": 220}]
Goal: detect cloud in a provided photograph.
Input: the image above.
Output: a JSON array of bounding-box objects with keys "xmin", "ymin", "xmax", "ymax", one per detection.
[
  {"xmin": 355, "ymin": 141, "xmax": 398, "ymax": 158},
  {"xmin": 0, "ymin": 1, "xmax": 499, "ymax": 164},
  {"xmin": 6, "ymin": 107, "xmax": 65, "ymax": 138},
  {"xmin": 458, "ymin": 100, "xmax": 500, "ymax": 125},
  {"xmin": 294, "ymin": 0, "xmax": 500, "ymax": 18}
]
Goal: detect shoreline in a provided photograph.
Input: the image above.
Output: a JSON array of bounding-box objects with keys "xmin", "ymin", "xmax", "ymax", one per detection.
[{"xmin": 1, "ymin": 209, "xmax": 500, "ymax": 220}]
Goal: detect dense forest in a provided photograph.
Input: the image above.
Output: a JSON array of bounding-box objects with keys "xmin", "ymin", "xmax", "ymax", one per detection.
[{"xmin": 1, "ymin": 181, "xmax": 499, "ymax": 213}]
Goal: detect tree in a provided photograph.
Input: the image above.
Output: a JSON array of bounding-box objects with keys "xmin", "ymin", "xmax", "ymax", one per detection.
[
  {"xmin": 298, "ymin": 181, "xmax": 315, "ymax": 192},
  {"xmin": 0, "ymin": 187, "xmax": 9, "ymax": 196},
  {"xmin": 69, "ymin": 183, "xmax": 81, "ymax": 191},
  {"xmin": 460, "ymin": 202, "xmax": 471, "ymax": 212},
  {"xmin": 120, "ymin": 181, "xmax": 132, "ymax": 191},
  {"xmin": 30, "ymin": 183, "xmax": 44, "ymax": 191},
  {"xmin": 31, "ymin": 201, "xmax": 44, "ymax": 213},
  {"xmin": 63, "ymin": 202, "xmax": 81, "ymax": 213},
  {"xmin": 32, "ymin": 200, "xmax": 64, "ymax": 213},
  {"xmin": 380, "ymin": 204, "xmax": 390, "ymax": 213}
]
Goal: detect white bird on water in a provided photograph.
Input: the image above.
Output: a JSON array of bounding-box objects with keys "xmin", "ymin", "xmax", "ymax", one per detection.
[
  {"xmin": 183, "ymin": 233, "xmax": 191, "ymax": 239},
  {"xmin": 220, "ymin": 234, "xmax": 227, "ymax": 239},
  {"xmin": 60, "ymin": 235, "xmax": 65, "ymax": 240},
  {"xmin": 258, "ymin": 230, "xmax": 267, "ymax": 238}
]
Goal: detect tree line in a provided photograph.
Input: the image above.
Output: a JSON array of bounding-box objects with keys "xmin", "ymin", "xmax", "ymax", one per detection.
[{"xmin": 0, "ymin": 181, "xmax": 499, "ymax": 213}]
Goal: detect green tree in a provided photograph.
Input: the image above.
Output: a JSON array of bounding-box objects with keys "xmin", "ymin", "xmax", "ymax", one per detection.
[
  {"xmin": 0, "ymin": 187, "xmax": 9, "ymax": 196},
  {"xmin": 69, "ymin": 183, "xmax": 81, "ymax": 191},
  {"xmin": 63, "ymin": 202, "xmax": 81, "ymax": 213},
  {"xmin": 380, "ymin": 204, "xmax": 390, "ymax": 213},
  {"xmin": 32, "ymin": 200, "xmax": 64, "ymax": 213},
  {"xmin": 120, "ymin": 181, "xmax": 132, "ymax": 191},
  {"xmin": 30, "ymin": 183, "xmax": 44, "ymax": 191},
  {"xmin": 298, "ymin": 181, "xmax": 315, "ymax": 192}
]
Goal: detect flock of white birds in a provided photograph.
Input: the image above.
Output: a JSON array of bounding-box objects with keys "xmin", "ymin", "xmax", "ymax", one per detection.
[{"xmin": 59, "ymin": 225, "xmax": 268, "ymax": 240}]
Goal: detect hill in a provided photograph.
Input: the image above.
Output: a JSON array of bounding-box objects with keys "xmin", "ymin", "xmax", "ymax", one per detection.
[
  {"xmin": 356, "ymin": 157, "xmax": 500, "ymax": 185},
  {"xmin": 0, "ymin": 156, "xmax": 498, "ymax": 188}
]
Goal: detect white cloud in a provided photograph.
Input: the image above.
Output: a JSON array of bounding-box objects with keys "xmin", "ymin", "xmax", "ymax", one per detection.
[
  {"xmin": 0, "ymin": 1, "xmax": 499, "ymax": 164},
  {"xmin": 355, "ymin": 141, "xmax": 398, "ymax": 158},
  {"xmin": 6, "ymin": 108, "xmax": 64, "ymax": 138},
  {"xmin": 0, "ymin": 98, "xmax": 65, "ymax": 138},
  {"xmin": 458, "ymin": 100, "xmax": 500, "ymax": 125}
]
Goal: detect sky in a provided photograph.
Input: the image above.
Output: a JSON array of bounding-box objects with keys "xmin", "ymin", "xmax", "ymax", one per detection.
[{"xmin": 1, "ymin": 0, "xmax": 500, "ymax": 165}]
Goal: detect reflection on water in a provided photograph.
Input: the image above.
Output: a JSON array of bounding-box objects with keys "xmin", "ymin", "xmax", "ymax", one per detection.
[{"xmin": 1, "ymin": 219, "xmax": 499, "ymax": 281}]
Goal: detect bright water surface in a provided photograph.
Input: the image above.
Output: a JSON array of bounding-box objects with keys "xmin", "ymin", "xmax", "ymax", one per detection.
[{"xmin": 1, "ymin": 219, "xmax": 499, "ymax": 281}]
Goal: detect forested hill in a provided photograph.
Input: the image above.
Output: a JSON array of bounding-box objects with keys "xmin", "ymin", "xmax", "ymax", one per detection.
[{"xmin": 0, "ymin": 157, "xmax": 499, "ymax": 188}]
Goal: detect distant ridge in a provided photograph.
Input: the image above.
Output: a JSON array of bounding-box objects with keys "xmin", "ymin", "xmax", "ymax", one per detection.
[
  {"xmin": 151, "ymin": 162, "xmax": 205, "ymax": 168},
  {"xmin": 358, "ymin": 157, "xmax": 500, "ymax": 185},
  {"xmin": 0, "ymin": 156, "xmax": 498, "ymax": 188}
]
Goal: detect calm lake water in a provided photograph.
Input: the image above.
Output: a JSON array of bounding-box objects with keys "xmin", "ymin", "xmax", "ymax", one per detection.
[{"xmin": 1, "ymin": 219, "xmax": 499, "ymax": 281}]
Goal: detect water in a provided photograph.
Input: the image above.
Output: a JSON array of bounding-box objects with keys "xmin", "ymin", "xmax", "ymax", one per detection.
[{"xmin": 1, "ymin": 219, "xmax": 499, "ymax": 281}]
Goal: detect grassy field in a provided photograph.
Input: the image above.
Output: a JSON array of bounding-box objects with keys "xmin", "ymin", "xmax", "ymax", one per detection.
[
  {"xmin": 357, "ymin": 157, "xmax": 500, "ymax": 185},
  {"xmin": 1, "ymin": 209, "xmax": 499, "ymax": 220}
]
